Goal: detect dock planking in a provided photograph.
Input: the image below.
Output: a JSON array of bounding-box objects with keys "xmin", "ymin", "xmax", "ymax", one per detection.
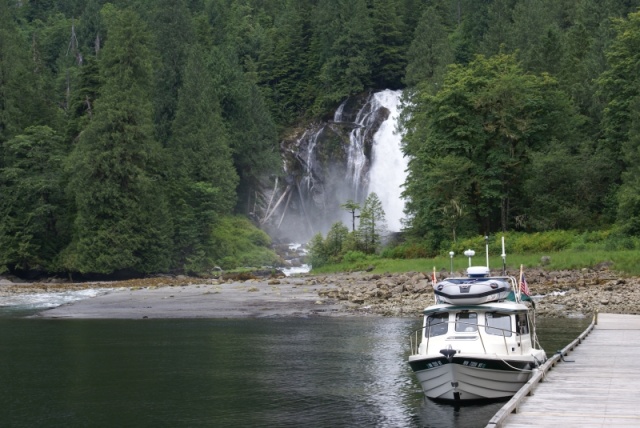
[{"xmin": 487, "ymin": 313, "xmax": 640, "ymax": 428}]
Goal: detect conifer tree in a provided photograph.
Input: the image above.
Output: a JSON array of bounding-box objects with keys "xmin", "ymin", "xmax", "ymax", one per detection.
[
  {"xmin": 64, "ymin": 5, "xmax": 171, "ymax": 274},
  {"xmin": 370, "ymin": 0, "xmax": 407, "ymax": 89},
  {"xmin": 0, "ymin": 126, "xmax": 69, "ymax": 273},
  {"xmin": 210, "ymin": 46, "xmax": 279, "ymax": 213},
  {"xmin": 600, "ymin": 11, "xmax": 640, "ymax": 234},
  {"xmin": 316, "ymin": 0, "xmax": 375, "ymax": 108},
  {"xmin": 404, "ymin": 5, "xmax": 453, "ymax": 87},
  {"xmin": 168, "ymin": 45, "xmax": 239, "ymax": 272},
  {"xmin": 148, "ymin": 0, "xmax": 194, "ymax": 145},
  {"xmin": 0, "ymin": 0, "xmax": 40, "ymax": 147},
  {"xmin": 358, "ymin": 192, "xmax": 386, "ymax": 254}
]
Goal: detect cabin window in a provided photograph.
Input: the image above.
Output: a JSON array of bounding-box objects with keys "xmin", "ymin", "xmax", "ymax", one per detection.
[
  {"xmin": 516, "ymin": 314, "xmax": 529, "ymax": 335},
  {"xmin": 426, "ymin": 312, "xmax": 449, "ymax": 337},
  {"xmin": 455, "ymin": 312, "xmax": 477, "ymax": 332},
  {"xmin": 485, "ymin": 313, "xmax": 512, "ymax": 337}
]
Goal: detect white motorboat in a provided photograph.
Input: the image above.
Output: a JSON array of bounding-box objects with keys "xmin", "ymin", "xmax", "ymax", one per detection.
[{"xmin": 408, "ymin": 244, "xmax": 546, "ymax": 402}]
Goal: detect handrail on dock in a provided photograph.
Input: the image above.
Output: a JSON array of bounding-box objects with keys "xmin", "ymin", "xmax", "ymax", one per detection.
[{"xmin": 485, "ymin": 312, "xmax": 597, "ymax": 428}]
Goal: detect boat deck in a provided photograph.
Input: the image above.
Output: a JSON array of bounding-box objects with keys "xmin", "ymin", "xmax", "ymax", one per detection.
[{"xmin": 487, "ymin": 313, "xmax": 640, "ymax": 427}]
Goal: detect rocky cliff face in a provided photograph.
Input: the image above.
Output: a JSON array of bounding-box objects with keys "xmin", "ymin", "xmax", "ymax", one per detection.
[{"xmin": 256, "ymin": 91, "xmax": 391, "ymax": 242}]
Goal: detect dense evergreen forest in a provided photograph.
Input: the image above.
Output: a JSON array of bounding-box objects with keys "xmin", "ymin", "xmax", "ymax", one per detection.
[{"xmin": 1, "ymin": 0, "xmax": 639, "ymax": 277}]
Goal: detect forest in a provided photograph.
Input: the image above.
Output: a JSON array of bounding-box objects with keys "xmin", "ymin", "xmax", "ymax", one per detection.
[{"xmin": 1, "ymin": 0, "xmax": 639, "ymax": 277}]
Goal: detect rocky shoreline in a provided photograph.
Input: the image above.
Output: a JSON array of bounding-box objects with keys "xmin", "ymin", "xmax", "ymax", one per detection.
[
  {"xmin": 1, "ymin": 267, "xmax": 638, "ymax": 318},
  {"xmin": 313, "ymin": 267, "xmax": 640, "ymax": 318}
]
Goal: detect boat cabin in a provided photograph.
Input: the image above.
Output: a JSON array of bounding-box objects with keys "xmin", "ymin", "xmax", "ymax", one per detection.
[{"xmin": 417, "ymin": 303, "xmax": 535, "ymax": 357}]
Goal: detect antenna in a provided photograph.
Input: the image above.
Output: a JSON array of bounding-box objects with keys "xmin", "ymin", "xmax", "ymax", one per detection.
[
  {"xmin": 501, "ymin": 236, "xmax": 506, "ymax": 275},
  {"xmin": 484, "ymin": 235, "xmax": 489, "ymax": 269}
]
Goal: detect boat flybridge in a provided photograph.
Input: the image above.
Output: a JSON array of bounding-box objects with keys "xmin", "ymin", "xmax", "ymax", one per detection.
[{"xmin": 408, "ymin": 241, "xmax": 546, "ymax": 402}]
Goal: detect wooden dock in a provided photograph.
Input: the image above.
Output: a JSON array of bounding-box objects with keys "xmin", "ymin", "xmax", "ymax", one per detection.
[{"xmin": 487, "ymin": 313, "xmax": 640, "ymax": 427}]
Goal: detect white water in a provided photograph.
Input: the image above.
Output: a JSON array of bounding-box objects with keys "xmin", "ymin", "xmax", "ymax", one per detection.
[
  {"xmin": 282, "ymin": 265, "xmax": 311, "ymax": 276},
  {"xmin": 281, "ymin": 243, "xmax": 311, "ymax": 276},
  {"xmin": 343, "ymin": 96, "xmax": 372, "ymax": 202},
  {"xmin": 0, "ymin": 288, "xmax": 117, "ymax": 310},
  {"xmin": 367, "ymin": 90, "xmax": 407, "ymax": 232},
  {"xmin": 301, "ymin": 128, "xmax": 323, "ymax": 194}
]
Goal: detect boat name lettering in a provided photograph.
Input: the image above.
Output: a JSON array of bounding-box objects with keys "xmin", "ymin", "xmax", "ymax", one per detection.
[{"xmin": 462, "ymin": 360, "xmax": 486, "ymax": 368}]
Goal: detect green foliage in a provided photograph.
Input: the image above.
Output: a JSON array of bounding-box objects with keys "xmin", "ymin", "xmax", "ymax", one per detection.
[
  {"xmin": 210, "ymin": 216, "xmax": 280, "ymax": 271},
  {"xmin": 402, "ymin": 52, "xmax": 583, "ymax": 241},
  {"xmin": 357, "ymin": 192, "xmax": 387, "ymax": 254},
  {"xmin": 380, "ymin": 242, "xmax": 434, "ymax": 259},
  {"xmin": 308, "ymin": 220, "xmax": 370, "ymax": 268},
  {"xmin": 167, "ymin": 44, "xmax": 239, "ymax": 272},
  {"xmin": 324, "ymin": 222, "xmax": 350, "ymax": 260},
  {"xmin": 404, "ymin": 5, "xmax": 453, "ymax": 87},
  {"xmin": 311, "ymin": 252, "xmax": 380, "ymax": 274},
  {"xmin": 256, "ymin": 0, "xmax": 315, "ymax": 126},
  {"xmin": 148, "ymin": 0, "xmax": 194, "ymax": 144},
  {"xmin": 211, "ymin": 46, "xmax": 280, "ymax": 211},
  {"xmin": 341, "ymin": 200, "xmax": 360, "ymax": 232},
  {"xmin": 5, "ymin": 0, "xmax": 640, "ymax": 278},
  {"xmin": 342, "ymin": 250, "xmax": 367, "ymax": 264},
  {"xmin": 369, "ymin": 0, "xmax": 407, "ymax": 89},
  {"xmin": 63, "ymin": 6, "xmax": 171, "ymax": 274},
  {"xmin": 0, "ymin": 1, "xmax": 43, "ymax": 145},
  {"xmin": 314, "ymin": 0, "xmax": 375, "ymax": 111},
  {"xmin": 0, "ymin": 126, "xmax": 70, "ymax": 272},
  {"xmin": 599, "ymin": 11, "xmax": 640, "ymax": 235},
  {"xmin": 308, "ymin": 232, "xmax": 328, "ymax": 268}
]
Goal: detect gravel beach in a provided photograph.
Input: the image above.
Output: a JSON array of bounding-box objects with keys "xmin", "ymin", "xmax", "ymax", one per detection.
[{"xmin": 2, "ymin": 267, "xmax": 639, "ymax": 319}]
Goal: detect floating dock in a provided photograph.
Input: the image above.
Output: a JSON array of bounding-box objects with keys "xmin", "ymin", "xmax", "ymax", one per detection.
[{"xmin": 487, "ymin": 313, "xmax": 640, "ymax": 427}]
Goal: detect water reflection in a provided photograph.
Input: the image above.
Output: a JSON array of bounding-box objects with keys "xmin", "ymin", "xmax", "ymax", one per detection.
[
  {"xmin": 0, "ymin": 315, "xmax": 590, "ymax": 427},
  {"xmin": 244, "ymin": 317, "xmax": 419, "ymax": 427}
]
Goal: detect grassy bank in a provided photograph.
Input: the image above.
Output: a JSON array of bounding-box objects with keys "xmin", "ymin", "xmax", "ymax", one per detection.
[
  {"xmin": 311, "ymin": 249, "xmax": 640, "ymax": 276},
  {"xmin": 309, "ymin": 230, "xmax": 640, "ymax": 276}
]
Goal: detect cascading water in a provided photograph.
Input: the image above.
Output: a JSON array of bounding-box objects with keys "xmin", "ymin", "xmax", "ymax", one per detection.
[
  {"xmin": 342, "ymin": 95, "xmax": 372, "ymax": 202},
  {"xmin": 367, "ymin": 90, "xmax": 407, "ymax": 232},
  {"xmin": 337, "ymin": 90, "xmax": 407, "ymax": 231},
  {"xmin": 263, "ymin": 89, "xmax": 408, "ymax": 242}
]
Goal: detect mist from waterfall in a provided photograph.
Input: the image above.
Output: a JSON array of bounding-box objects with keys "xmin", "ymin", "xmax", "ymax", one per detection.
[
  {"xmin": 367, "ymin": 90, "xmax": 407, "ymax": 232},
  {"xmin": 265, "ymin": 89, "xmax": 408, "ymax": 243}
]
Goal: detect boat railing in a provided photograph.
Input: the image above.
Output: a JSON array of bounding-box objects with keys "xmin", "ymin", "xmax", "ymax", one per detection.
[{"xmin": 410, "ymin": 321, "xmax": 523, "ymax": 356}]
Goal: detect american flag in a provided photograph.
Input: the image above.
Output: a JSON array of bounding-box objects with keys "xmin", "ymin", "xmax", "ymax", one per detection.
[{"xmin": 520, "ymin": 271, "xmax": 530, "ymax": 296}]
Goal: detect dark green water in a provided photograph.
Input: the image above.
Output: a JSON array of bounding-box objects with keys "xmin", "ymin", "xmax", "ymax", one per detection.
[{"xmin": 0, "ymin": 314, "xmax": 589, "ymax": 428}]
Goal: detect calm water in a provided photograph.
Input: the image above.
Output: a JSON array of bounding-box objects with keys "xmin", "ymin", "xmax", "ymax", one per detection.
[{"xmin": 0, "ymin": 309, "xmax": 589, "ymax": 428}]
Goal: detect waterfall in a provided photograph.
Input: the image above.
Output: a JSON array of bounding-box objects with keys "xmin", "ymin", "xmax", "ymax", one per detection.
[
  {"xmin": 301, "ymin": 127, "xmax": 322, "ymax": 195},
  {"xmin": 266, "ymin": 89, "xmax": 407, "ymax": 241},
  {"xmin": 342, "ymin": 94, "xmax": 373, "ymax": 202},
  {"xmin": 367, "ymin": 90, "xmax": 407, "ymax": 232},
  {"xmin": 341, "ymin": 90, "xmax": 407, "ymax": 231}
]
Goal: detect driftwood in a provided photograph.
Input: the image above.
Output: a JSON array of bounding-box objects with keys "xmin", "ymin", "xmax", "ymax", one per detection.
[
  {"xmin": 263, "ymin": 176, "xmax": 279, "ymax": 221},
  {"xmin": 261, "ymin": 184, "xmax": 290, "ymax": 225},
  {"xmin": 277, "ymin": 188, "xmax": 294, "ymax": 229}
]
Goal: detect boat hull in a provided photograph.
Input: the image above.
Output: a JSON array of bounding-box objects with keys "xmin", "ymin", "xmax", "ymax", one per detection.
[{"xmin": 408, "ymin": 356, "xmax": 534, "ymax": 401}]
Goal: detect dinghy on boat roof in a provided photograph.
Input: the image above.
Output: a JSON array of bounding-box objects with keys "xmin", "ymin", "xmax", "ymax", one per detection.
[{"xmin": 433, "ymin": 266, "xmax": 512, "ymax": 305}]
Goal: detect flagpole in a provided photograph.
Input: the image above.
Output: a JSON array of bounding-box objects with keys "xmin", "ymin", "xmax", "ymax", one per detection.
[
  {"xmin": 432, "ymin": 266, "xmax": 438, "ymax": 304},
  {"xmin": 518, "ymin": 264, "xmax": 524, "ymax": 301}
]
